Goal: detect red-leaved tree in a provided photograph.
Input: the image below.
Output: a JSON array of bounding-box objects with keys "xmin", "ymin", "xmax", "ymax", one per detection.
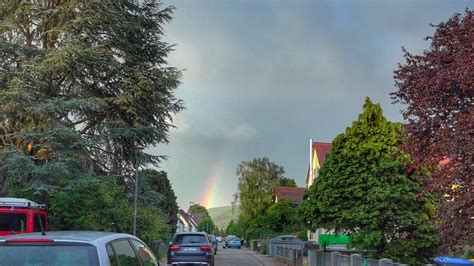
[{"xmin": 392, "ymin": 9, "xmax": 473, "ymax": 254}]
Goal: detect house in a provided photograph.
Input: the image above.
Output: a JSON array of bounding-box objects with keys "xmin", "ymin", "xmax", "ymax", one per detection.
[
  {"xmin": 274, "ymin": 186, "xmax": 305, "ymax": 205},
  {"xmin": 176, "ymin": 209, "xmax": 198, "ymax": 233},
  {"xmin": 305, "ymin": 140, "xmax": 333, "ymax": 242},
  {"xmin": 306, "ymin": 141, "xmax": 332, "ymax": 190},
  {"xmin": 190, "ymin": 213, "xmax": 204, "ymax": 226}
]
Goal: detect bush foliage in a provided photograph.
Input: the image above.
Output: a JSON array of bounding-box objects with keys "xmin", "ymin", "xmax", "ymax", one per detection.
[{"xmin": 300, "ymin": 98, "xmax": 439, "ymax": 265}]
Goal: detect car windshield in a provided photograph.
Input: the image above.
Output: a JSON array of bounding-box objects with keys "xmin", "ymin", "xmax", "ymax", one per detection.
[
  {"xmin": 0, "ymin": 245, "xmax": 99, "ymax": 266},
  {"xmin": 174, "ymin": 234, "xmax": 208, "ymax": 244}
]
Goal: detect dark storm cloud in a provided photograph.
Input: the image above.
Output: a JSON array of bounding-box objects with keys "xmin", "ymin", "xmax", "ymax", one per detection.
[{"xmin": 148, "ymin": 0, "xmax": 473, "ymax": 208}]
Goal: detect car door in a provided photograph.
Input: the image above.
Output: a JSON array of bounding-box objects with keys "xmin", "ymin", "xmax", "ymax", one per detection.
[
  {"xmin": 107, "ymin": 239, "xmax": 142, "ymax": 266},
  {"xmin": 129, "ymin": 239, "xmax": 159, "ymax": 266}
]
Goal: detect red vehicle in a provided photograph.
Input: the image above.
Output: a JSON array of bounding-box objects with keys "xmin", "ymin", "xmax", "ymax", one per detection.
[{"xmin": 0, "ymin": 198, "xmax": 48, "ymax": 236}]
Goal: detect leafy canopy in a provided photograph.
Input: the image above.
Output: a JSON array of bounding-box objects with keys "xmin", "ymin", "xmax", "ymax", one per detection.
[
  {"xmin": 225, "ymin": 220, "xmax": 243, "ymax": 237},
  {"xmin": 392, "ymin": 9, "xmax": 473, "ymax": 254},
  {"xmin": 197, "ymin": 216, "xmax": 216, "ymax": 234},
  {"xmin": 278, "ymin": 177, "xmax": 297, "ymax": 187},
  {"xmin": 188, "ymin": 203, "xmax": 209, "ymax": 218},
  {"xmin": 301, "ymin": 98, "xmax": 439, "ymax": 265},
  {"xmin": 138, "ymin": 169, "xmax": 179, "ymax": 233},
  {"xmin": 242, "ymin": 200, "xmax": 304, "ymax": 242},
  {"xmin": 234, "ymin": 157, "xmax": 285, "ymax": 225}
]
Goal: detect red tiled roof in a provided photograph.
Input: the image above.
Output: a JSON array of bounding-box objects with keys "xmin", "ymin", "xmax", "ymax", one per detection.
[
  {"xmin": 306, "ymin": 141, "xmax": 333, "ymax": 185},
  {"xmin": 190, "ymin": 213, "xmax": 204, "ymax": 225},
  {"xmin": 313, "ymin": 142, "xmax": 332, "ymax": 166},
  {"xmin": 274, "ymin": 186, "xmax": 305, "ymax": 205}
]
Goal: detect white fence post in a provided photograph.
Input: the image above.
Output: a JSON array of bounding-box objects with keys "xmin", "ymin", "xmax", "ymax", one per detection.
[
  {"xmin": 379, "ymin": 258, "xmax": 393, "ymax": 266},
  {"xmin": 350, "ymin": 254, "xmax": 361, "ymax": 266},
  {"xmin": 308, "ymin": 249, "xmax": 317, "ymax": 266},
  {"xmin": 331, "ymin": 251, "xmax": 340, "ymax": 266}
]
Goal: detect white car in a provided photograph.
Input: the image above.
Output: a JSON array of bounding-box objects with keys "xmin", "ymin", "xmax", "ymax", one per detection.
[{"xmin": 0, "ymin": 231, "xmax": 159, "ymax": 265}]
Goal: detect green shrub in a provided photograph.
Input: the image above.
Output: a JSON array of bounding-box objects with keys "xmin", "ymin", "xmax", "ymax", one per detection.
[{"xmin": 48, "ymin": 179, "xmax": 132, "ymax": 232}]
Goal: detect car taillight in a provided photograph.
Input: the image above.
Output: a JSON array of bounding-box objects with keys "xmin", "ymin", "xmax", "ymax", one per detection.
[
  {"xmin": 169, "ymin": 245, "xmax": 181, "ymax": 251},
  {"xmin": 200, "ymin": 245, "xmax": 212, "ymax": 252},
  {"xmin": 6, "ymin": 239, "xmax": 54, "ymax": 244}
]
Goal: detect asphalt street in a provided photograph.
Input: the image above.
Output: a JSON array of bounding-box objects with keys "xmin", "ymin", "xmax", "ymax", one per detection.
[
  {"xmin": 215, "ymin": 244, "xmax": 284, "ymax": 266},
  {"xmin": 161, "ymin": 243, "xmax": 285, "ymax": 266}
]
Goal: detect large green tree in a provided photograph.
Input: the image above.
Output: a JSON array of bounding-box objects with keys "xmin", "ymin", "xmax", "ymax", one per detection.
[
  {"xmin": 234, "ymin": 157, "xmax": 285, "ymax": 226},
  {"xmin": 225, "ymin": 220, "xmax": 243, "ymax": 237},
  {"xmin": 0, "ymin": 0, "xmax": 183, "ymax": 196},
  {"xmin": 301, "ymin": 98, "xmax": 439, "ymax": 265},
  {"xmin": 0, "ymin": 1, "xmax": 182, "ymax": 243},
  {"xmin": 278, "ymin": 177, "xmax": 297, "ymax": 187},
  {"xmin": 138, "ymin": 169, "xmax": 178, "ymax": 233},
  {"xmin": 188, "ymin": 203, "xmax": 209, "ymax": 218},
  {"xmin": 197, "ymin": 216, "xmax": 215, "ymax": 234},
  {"xmin": 266, "ymin": 200, "xmax": 300, "ymax": 232}
]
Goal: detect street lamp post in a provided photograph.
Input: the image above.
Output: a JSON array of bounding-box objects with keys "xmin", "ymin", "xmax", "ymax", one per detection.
[{"xmin": 132, "ymin": 140, "xmax": 139, "ymax": 236}]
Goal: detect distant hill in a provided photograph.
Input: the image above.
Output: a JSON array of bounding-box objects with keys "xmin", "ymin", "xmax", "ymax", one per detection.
[{"xmin": 208, "ymin": 206, "xmax": 240, "ymax": 230}]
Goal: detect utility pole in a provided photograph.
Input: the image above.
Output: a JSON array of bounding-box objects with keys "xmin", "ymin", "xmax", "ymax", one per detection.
[{"xmin": 133, "ymin": 138, "xmax": 139, "ymax": 236}]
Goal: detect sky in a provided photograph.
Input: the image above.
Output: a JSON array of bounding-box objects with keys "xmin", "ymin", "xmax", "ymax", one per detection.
[{"xmin": 147, "ymin": 0, "xmax": 472, "ymax": 209}]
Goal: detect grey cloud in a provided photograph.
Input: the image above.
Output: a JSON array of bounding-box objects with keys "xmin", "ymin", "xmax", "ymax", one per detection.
[
  {"xmin": 156, "ymin": 0, "xmax": 471, "ymax": 208},
  {"xmin": 173, "ymin": 113, "xmax": 258, "ymax": 141}
]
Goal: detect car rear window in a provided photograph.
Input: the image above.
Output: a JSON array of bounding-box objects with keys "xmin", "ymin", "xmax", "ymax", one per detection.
[
  {"xmin": 0, "ymin": 213, "xmax": 27, "ymax": 232},
  {"xmin": 0, "ymin": 245, "xmax": 99, "ymax": 266},
  {"xmin": 174, "ymin": 234, "xmax": 208, "ymax": 244}
]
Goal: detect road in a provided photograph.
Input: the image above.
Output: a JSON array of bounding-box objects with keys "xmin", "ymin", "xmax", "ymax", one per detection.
[
  {"xmin": 215, "ymin": 244, "xmax": 284, "ymax": 266},
  {"xmin": 160, "ymin": 243, "xmax": 284, "ymax": 266}
]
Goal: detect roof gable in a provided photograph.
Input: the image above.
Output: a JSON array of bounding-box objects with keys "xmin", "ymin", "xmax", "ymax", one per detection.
[
  {"xmin": 178, "ymin": 209, "xmax": 198, "ymax": 227},
  {"xmin": 313, "ymin": 142, "xmax": 332, "ymax": 166},
  {"xmin": 306, "ymin": 141, "xmax": 333, "ymax": 185}
]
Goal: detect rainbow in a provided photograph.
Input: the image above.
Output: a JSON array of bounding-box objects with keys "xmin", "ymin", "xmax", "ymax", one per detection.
[{"xmin": 201, "ymin": 157, "xmax": 225, "ymax": 209}]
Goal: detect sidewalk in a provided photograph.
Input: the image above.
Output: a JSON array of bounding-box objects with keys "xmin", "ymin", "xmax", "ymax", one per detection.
[{"xmin": 243, "ymin": 248, "xmax": 287, "ymax": 266}]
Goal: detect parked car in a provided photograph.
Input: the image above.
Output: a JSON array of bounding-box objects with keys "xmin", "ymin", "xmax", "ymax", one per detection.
[
  {"xmin": 225, "ymin": 236, "xmax": 242, "ymax": 249},
  {"xmin": 209, "ymin": 234, "xmax": 218, "ymax": 254},
  {"xmin": 216, "ymin": 236, "xmax": 223, "ymax": 242},
  {"xmin": 0, "ymin": 231, "xmax": 159, "ymax": 266},
  {"xmin": 0, "ymin": 198, "xmax": 48, "ymax": 236},
  {"xmin": 224, "ymin": 235, "xmax": 235, "ymax": 244},
  {"xmin": 273, "ymin": 235, "xmax": 297, "ymax": 241},
  {"xmin": 168, "ymin": 232, "xmax": 214, "ymax": 266}
]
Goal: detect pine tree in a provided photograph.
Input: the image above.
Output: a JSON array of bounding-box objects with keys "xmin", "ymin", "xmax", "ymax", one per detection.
[{"xmin": 0, "ymin": 0, "xmax": 183, "ymax": 196}]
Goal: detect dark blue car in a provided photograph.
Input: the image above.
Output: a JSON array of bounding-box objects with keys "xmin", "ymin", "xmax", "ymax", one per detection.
[{"xmin": 167, "ymin": 232, "xmax": 215, "ymax": 265}]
